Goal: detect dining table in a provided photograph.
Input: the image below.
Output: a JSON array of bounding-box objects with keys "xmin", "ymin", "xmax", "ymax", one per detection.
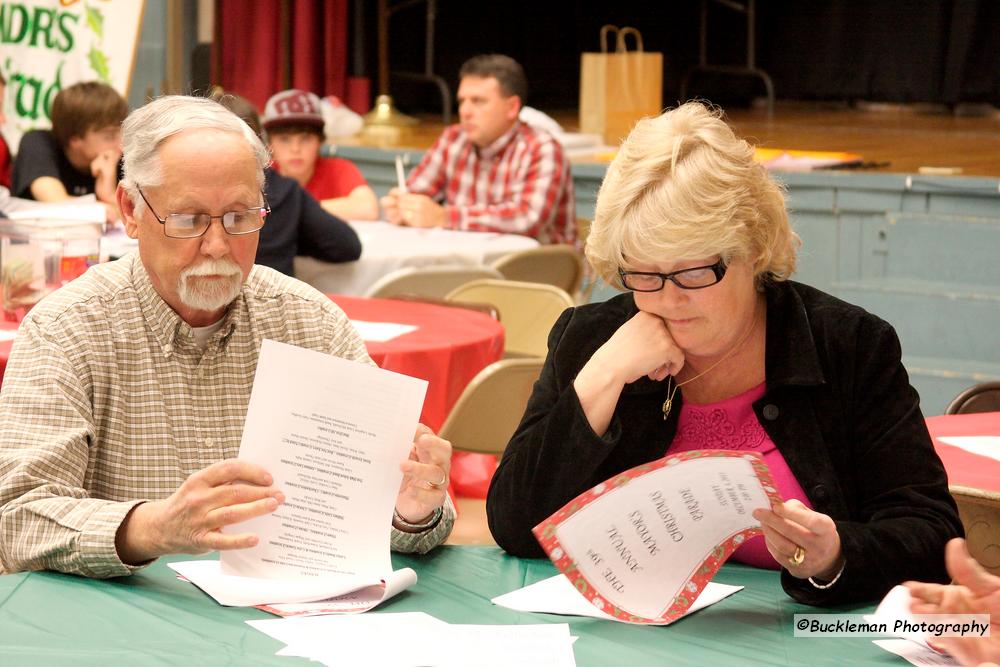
[
  {"xmin": 926, "ymin": 411, "xmax": 1000, "ymax": 492},
  {"xmin": 0, "ymin": 546, "xmax": 886, "ymax": 667},
  {"xmin": 0, "ymin": 295, "xmax": 503, "ymax": 435},
  {"xmin": 330, "ymin": 295, "xmax": 504, "ymax": 433},
  {"xmin": 294, "ymin": 220, "xmax": 538, "ymax": 295}
]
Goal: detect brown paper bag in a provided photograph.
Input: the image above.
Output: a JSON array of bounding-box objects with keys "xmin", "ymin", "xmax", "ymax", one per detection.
[{"xmin": 579, "ymin": 25, "xmax": 663, "ymax": 145}]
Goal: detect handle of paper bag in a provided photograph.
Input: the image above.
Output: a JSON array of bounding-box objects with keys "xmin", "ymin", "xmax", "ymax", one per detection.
[
  {"xmin": 599, "ymin": 24, "xmax": 619, "ymax": 53},
  {"xmin": 616, "ymin": 26, "xmax": 645, "ymax": 53}
]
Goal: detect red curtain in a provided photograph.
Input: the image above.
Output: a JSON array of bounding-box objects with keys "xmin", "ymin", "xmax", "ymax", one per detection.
[{"xmin": 214, "ymin": 0, "xmax": 349, "ymax": 112}]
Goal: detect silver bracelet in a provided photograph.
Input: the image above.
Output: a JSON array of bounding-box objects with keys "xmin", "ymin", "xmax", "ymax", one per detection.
[
  {"xmin": 392, "ymin": 506, "xmax": 443, "ymax": 533},
  {"xmin": 808, "ymin": 561, "xmax": 845, "ymax": 590}
]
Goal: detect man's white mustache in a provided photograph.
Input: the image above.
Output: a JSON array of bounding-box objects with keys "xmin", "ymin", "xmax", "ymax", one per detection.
[{"xmin": 182, "ymin": 259, "xmax": 241, "ymax": 278}]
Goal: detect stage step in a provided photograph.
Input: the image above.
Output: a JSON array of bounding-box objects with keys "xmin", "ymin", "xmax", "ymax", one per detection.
[
  {"xmin": 879, "ymin": 212, "xmax": 1000, "ymax": 284},
  {"xmin": 833, "ymin": 278, "xmax": 1000, "ymax": 365},
  {"xmin": 902, "ymin": 356, "xmax": 1000, "ymax": 415}
]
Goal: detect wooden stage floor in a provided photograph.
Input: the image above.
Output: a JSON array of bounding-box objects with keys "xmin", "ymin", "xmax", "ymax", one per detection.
[{"xmin": 343, "ymin": 103, "xmax": 1000, "ymax": 178}]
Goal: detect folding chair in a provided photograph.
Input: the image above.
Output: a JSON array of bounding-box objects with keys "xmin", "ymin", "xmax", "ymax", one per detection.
[
  {"xmin": 949, "ymin": 485, "xmax": 1000, "ymax": 576},
  {"xmin": 490, "ymin": 245, "xmax": 584, "ymax": 296},
  {"xmin": 364, "ymin": 265, "xmax": 503, "ymax": 299},
  {"xmin": 945, "ymin": 382, "xmax": 1000, "ymax": 415},
  {"xmin": 446, "ymin": 279, "xmax": 574, "ymax": 358},
  {"xmin": 439, "ymin": 358, "xmax": 543, "ymax": 456}
]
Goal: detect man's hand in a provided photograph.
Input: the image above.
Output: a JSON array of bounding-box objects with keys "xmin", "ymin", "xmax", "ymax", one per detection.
[
  {"xmin": 396, "ymin": 193, "xmax": 446, "ymax": 228},
  {"xmin": 906, "ymin": 538, "xmax": 1000, "ymax": 666},
  {"xmin": 395, "ymin": 424, "xmax": 451, "ymax": 526},
  {"xmin": 115, "ymin": 459, "xmax": 284, "ymax": 565},
  {"xmin": 380, "ymin": 188, "xmax": 404, "ymax": 225},
  {"xmin": 101, "ymin": 202, "xmax": 121, "ymax": 227},
  {"xmin": 91, "ymin": 148, "xmax": 122, "ymax": 211}
]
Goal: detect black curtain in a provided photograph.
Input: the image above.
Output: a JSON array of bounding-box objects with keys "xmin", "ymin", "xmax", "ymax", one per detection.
[
  {"xmin": 758, "ymin": 0, "xmax": 1000, "ymax": 104},
  {"xmin": 374, "ymin": 0, "xmax": 1000, "ymax": 112}
]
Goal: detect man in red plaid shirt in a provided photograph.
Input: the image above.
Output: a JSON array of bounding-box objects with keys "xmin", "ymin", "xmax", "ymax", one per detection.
[{"xmin": 380, "ymin": 55, "xmax": 575, "ymax": 245}]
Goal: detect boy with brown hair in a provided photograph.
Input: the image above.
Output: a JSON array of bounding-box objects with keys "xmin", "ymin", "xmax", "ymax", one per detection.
[
  {"xmin": 262, "ymin": 89, "xmax": 378, "ymax": 220},
  {"xmin": 216, "ymin": 92, "xmax": 361, "ymax": 276},
  {"xmin": 12, "ymin": 81, "xmax": 127, "ymax": 222}
]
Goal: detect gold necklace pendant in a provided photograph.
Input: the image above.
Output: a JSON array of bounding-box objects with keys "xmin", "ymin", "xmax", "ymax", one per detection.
[
  {"xmin": 658, "ymin": 302, "xmax": 761, "ymax": 421},
  {"xmin": 662, "ymin": 378, "xmax": 677, "ymax": 420}
]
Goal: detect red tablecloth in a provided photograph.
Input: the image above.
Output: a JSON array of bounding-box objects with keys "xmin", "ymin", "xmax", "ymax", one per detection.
[
  {"xmin": 0, "ymin": 296, "xmax": 505, "ymax": 498},
  {"xmin": 0, "ymin": 298, "xmax": 504, "ymax": 425},
  {"xmin": 332, "ymin": 296, "xmax": 506, "ymax": 499},
  {"xmin": 330, "ymin": 295, "xmax": 504, "ymax": 432},
  {"xmin": 926, "ymin": 412, "xmax": 1000, "ymax": 492}
]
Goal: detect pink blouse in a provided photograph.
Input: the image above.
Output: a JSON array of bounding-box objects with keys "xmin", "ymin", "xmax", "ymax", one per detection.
[{"xmin": 668, "ymin": 382, "xmax": 812, "ymax": 569}]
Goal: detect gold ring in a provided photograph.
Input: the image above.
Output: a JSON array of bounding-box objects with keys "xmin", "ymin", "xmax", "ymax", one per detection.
[
  {"xmin": 426, "ymin": 470, "xmax": 447, "ymax": 489},
  {"xmin": 789, "ymin": 546, "xmax": 806, "ymax": 566}
]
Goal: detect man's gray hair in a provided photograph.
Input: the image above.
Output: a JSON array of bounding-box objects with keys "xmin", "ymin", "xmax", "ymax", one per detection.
[{"xmin": 120, "ymin": 95, "xmax": 270, "ymax": 205}]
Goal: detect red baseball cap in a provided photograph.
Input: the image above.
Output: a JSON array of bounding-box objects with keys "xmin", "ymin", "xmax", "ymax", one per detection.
[{"xmin": 262, "ymin": 89, "xmax": 324, "ymax": 132}]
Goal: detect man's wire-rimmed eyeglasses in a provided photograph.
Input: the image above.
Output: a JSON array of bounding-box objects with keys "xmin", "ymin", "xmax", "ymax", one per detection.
[{"xmin": 136, "ymin": 187, "xmax": 270, "ymax": 239}]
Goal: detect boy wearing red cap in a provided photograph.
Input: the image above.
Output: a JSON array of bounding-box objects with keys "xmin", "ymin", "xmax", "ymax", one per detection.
[{"xmin": 262, "ymin": 89, "xmax": 378, "ymax": 220}]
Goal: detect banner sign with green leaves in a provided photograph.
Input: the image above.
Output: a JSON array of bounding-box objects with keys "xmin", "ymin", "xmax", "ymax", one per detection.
[{"xmin": 0, "ymin": 0, "xmax": 143, "ymax": 150}]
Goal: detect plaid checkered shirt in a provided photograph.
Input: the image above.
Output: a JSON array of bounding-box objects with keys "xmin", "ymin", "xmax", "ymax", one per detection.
[
  {"xmin": 406, "ymin": 121, "xmax": 576, "ymax": 244},
  {"xmin": 0, "ymin": 253, "xmax": 453, "ymax": 577}
]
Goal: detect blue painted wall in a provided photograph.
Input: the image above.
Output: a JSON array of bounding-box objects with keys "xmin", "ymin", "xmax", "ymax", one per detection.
[{"xmin": 335, "ymin": 145, "xmax": 1000, "ymax": 416}]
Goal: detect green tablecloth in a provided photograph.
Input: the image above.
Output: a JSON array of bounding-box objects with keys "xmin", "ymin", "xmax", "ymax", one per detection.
[{"xmin": 0, "ymin": 546, "xmax": 897, "ymax": 666}]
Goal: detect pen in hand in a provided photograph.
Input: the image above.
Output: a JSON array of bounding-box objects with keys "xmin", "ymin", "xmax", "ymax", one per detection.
[{"xmin": 395, "ymin": 154, "xmax": 408, "ymax": 194}]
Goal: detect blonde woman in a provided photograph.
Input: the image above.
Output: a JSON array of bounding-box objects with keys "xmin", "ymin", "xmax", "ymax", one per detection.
[{"xmin": 486, "ymin": 103, "xmax": 961, "ymax": 605}]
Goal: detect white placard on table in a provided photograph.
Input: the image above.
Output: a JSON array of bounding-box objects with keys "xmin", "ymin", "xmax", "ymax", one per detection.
[
  {"xmin": 936, "ymin": 436, "xmax": 1000, "ymax": 464},
  {"xmin": 349, "ymin": 320, "xmax": 418, "ymax": 342},
  {"xmin": 492, "ymin": 573, "xmax": 742, "ymax": 621}
]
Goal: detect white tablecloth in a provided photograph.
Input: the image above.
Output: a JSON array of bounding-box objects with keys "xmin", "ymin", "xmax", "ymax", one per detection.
[{"xmin": 293, "ymin": 220, "xmax": 539, "ymax": 295}]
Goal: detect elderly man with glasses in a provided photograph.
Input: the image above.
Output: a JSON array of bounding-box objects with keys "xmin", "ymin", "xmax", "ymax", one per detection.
[{"xmin": 0, "ymin": 96, "xmax": 453, "ymax": 577}]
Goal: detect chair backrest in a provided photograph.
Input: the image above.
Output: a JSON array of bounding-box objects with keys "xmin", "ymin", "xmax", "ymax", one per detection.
[
  {"xmin": 945, "ymin": 381, "xmax": 1000, "ymax": 414},
  {"xmin": 575, "ymin": 217, "xmax": 592, "ymax": 249},
  {"xmin": 439, "ymin": 358, "xmax": 544, "ymax": 455},
  {"xmin": 446, "ymin": 279, "xmax": 575, "ymax": 358},
  {"xmin": 490, "ymin": 245, "xmax": 584, "ymax": 296},
  {"xmin": 364, "ymin": 265, "xmax": 504, "ymax": 299},
  {"xmin": 949, "ymin": 484, "xmax": 1000, "ymax": 576},
  {"xmin": 384, "ymin": 294, "xmax": 500, "ymax": 321}
]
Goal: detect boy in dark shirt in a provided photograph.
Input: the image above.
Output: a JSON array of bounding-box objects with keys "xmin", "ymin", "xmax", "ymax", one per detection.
[
  {"xmin": 12, "ymin": 81, "xmax": 127, "ymax": 223},
  {"xmin": 217, "ymin": 93, "xmax": 361, "ymax": 276}
]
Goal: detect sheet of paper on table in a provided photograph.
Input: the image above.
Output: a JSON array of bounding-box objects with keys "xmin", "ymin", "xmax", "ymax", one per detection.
[
  {"xmin": 349, "ymin": 319, "xmax": 418, "ymax": 342},
  {"xmin": 248, "ymin": 612, "xmax": 578, "ymax": 667},
  {"xmin": 936, "ymin": 436, "xmax": 1000, "ymax": 463},
  {"xmin": 5, "ymin": 199, "xmax": 105, "ymax": 224},
  {"xmin": 533, "ymin": 450, "xmax": 781, "ymax": 624},
  {"xmin": 872, "ymin": 640, "xmax": 959, "ymax": 666},
  {"xmin": 254, "ymin": 567, "xmax": 417, "ymax": 617},
  {"xmin": 866, "ymin": 585, "xmax": 936, "ymax": 649},
  {"xmin": 865, "ymin": 584, "xmax": 986, "ymax": 658},
  {"xmin": 753, "ymin": 148, "xmax": 864, "ymax": 171},
  {"xmin": 169, "ymin": 561, "xmax": 417, "ymax": 612},
  {"xmin": 491, "ymin": 573, "xmax": 742, "ymax": 621},
  {"xmin": 170, "ymin": 339, "xmax": 427, "ymax": 610},
  {"xmin": 101, "ymin": 225, "xmax": 139, "ymax": 259}
]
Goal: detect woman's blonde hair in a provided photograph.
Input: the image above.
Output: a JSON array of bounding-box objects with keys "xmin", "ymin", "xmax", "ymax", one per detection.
[{"xmin": 586, "ymin": 102, "xmax": 798, "ymax": 286}]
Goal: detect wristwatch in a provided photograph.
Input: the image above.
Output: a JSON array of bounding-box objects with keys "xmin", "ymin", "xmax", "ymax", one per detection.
[{"xmin": 392, "ymin": 506, "xmax": 443, "ymax": 533}]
